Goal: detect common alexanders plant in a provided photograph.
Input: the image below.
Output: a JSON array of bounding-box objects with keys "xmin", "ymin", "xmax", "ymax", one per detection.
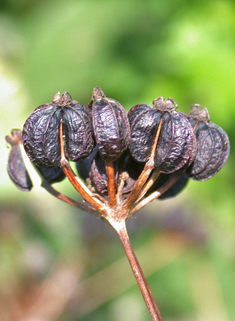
[{"xmin": 6, "ymin": 87, "xmax": 230, "ymax": 321}]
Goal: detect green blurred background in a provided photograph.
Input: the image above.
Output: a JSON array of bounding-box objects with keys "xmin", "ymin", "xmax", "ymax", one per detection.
[{"xmin": 0, "ymin": 0, "xmax": 234, "ymax": 320}]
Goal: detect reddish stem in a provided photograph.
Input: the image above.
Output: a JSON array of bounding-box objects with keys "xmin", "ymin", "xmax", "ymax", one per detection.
[
  {"xmin": 105, "ymin": 160, "xmax": 117, "ymax": 207},
  {"xmin": 131, "ymin": 172, "xmax": 182, "ymax": 215},
  {"xmin": 111, "ymin": 220, "xmax": 163, "ymax": 321},
  {"xmin": 123, "ymin": 117, "xmax": 163, "ymax": 210},
  {"xmin": 40, "ymin": 179, "xmax": 100, "ymax": 216},
  {"xmin": 59, "ymin": 121, "xmax": 107, "ymax": 216}
]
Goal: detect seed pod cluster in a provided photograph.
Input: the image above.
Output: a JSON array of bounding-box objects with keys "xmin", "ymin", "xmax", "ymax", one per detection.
[
  {"xmin": 23, "ymin": 92, "xmax": 94, "ymax": 167},
  {"xmin": 7, "ymin": 88, "xmax": 230, "ymax": 207},
  {"xmin": 128, "ymin": 97, "xmax": 195, "ymax": 173},
  {"xmin": 185, "ymin": 105, "xmax": 230, "ymax": 181}
]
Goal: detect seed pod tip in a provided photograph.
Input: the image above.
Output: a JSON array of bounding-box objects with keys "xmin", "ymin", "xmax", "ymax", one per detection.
[
  {"xmin": 52, "ymin": 92, "xmax": 61, "ymax": 104},
  {"xmin": 92, "ymin": 87, "xmax": 106, "ymax": 100}
]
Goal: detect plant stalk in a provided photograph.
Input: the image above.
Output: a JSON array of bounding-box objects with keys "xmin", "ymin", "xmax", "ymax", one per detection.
[
  {"xmin": 130, "ymin": 172, "xmax": 182, "ymax": 215},
  {"xmin": 111, "ymin": 219, "xmax": 163, "ymax": 321},
  {"xmin": 105, "ymin": 160, "xmax": 117, "ymax": 207},
  {"xmin": 40, "ymin": 179, "xmax": 100, "ymax": 216},
  {"xmin": 59, "ymin": 121, "xmax": 107, "ymax": 215},
  {"xmin": 123, "ymin": 117, "xmax": 163, "ymax": 210}
]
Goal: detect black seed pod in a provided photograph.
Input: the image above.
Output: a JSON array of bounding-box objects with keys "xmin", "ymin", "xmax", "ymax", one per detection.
[
  {"xmin": 147, "ymin": 172, "xmax": 189, "ymax": 200},
  {"xmin": 117, "ymin": 152, "xmax": 145, "ymax": 195},
  {"xmin": 128, "ymin": 97, "xmax": 195, "ymax": 174},
  {"xmin": 23, "ymin": 92, "xmax": 94, "ymax": 167},
  {"xmin": 89, "ymin": 152, "xmax": 116, "ymax": 195},
  {"xmin": 76, "ymin": 145, "xmax": 98, "ymax": 182},
  {"xmin": 88, "ymin": 150, "xmax": 144, "ymax": 196},
  {"xmin": 37, "ymin": 166, "xmax": 65, "ymax": 184},
  {"xmin": 128, "ymin": 103, "xmax": 162, "ymax": 162},
  {"xmin": 6, "ymin": 129, "xmax": 33, "ymax": 191},
  {"xmin": 186, "ymin": 105, "xmax": 230, "ymax": 181},
  {"xmin": 90, "ymin": 87, "xmax": 131, "ymax": 161}
]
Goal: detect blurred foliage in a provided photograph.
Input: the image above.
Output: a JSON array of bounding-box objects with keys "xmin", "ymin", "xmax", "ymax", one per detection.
[{"xmin": 0, "ymin": 0, "xmax": 235, "ymax": 320}]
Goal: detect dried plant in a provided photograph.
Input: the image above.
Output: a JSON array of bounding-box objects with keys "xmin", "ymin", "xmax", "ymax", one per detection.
[{"xmin": 6, "ymin": 87, "xmax": 230, "ymax": 320}]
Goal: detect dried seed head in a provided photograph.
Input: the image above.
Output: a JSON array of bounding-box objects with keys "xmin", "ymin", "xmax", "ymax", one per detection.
[
  {"xmin": 22, "ymin": 92, "xmax": 94, "ymax": 167},
  {"xmin": 186, "ymin": 105, "xmax": 230, "ymax": 181},
  {"xmin": 6, "ymin": 89, "xmax": 230, "ymax": 220},
  {"xmin": 90, "ymin": 87, "xmax": 131, "ymax": 161},
  {"xmin": 6, "ymin": 129, "xmax": 33, "ymax": 191},
  {"xmin": 128, "ymin": 97, "xmax": 195, "ymax": 173}
]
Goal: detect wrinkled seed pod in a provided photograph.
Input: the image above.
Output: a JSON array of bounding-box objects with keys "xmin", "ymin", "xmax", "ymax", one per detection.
[
  {"xmin": 23, "ymin": 92, "xmax": 94, "ymax": 167},
  {"xmin": 154, "ymin": 102, "xmax": 194, "ymax": 173},
  {"xmin": 6, "ymin": 129, "xmax": 33, "ymax": 191},
  {"xmin": 186, "ymin": 105, "xmax": 230, "ymax": 181},
  {"xmin": 128, "ymin": 97, "xmax": 195, "ymax": 173},
  {"xmin": 91, "ymin": 87, "xmax": 131, "ymax": 161},
  {"xmin": 62, "ymin": 95, "xmax": 94, "ymax": 162},
  {"xmin": 23, "ymin": 103, "xmax": 60, "ymax": 167},
  {"xmin": 128, "ymin": 104, "xmax": 162, "ymax": 162}
]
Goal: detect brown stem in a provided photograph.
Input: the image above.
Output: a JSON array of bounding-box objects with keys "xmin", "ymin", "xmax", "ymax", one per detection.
[
  {"xmin": 136, "ymin": 169, "xmax": 161, "ymax": 203},
  {"xmin": 130, "ymin": 172, "xmax": 182, "ymax": 215},
  {"xmin": 123, "ymin": 164, "xmax": 153, "ymax": 210},
  {"xmin": 16, "ymin": 131, "xmax": 99, "ymax": 216},
  {"xmin": 40, "ymin": 180, "xmax": 100, "ymax": 216},
  {"xmin": 123, "ymin": 118, "xmax": 163, "ymax": 210},
  {"xmin": 59, "ymin": 121, "xmax": 107, "ymax": 216},
  {"xmin": 193, "ymin": 120, "xmax": 199, "ymax": 131},
  {"xmin": 105, "ymin": 160, "xmax": 117, "ymax": 207},
  {"xmin": 110, "ymin": 219, "xmax": 163, "ymax": 321},
  {"xmin": 116, "ymin": 171, "xmax": 129, "ymax": 203}
]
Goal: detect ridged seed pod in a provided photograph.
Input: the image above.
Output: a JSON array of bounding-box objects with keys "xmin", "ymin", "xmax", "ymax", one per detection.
[
  {"xmin": 23, "ymin": 92, "xmax": 94, "ymax": 167},
  {"xmin": 128, "ymin": 103, "xmax": 162, "ymax": 162},
  {"xmin": 6, "ymin": 129, "xmax": 33, "ymax": 191},
  {"xmin": 128, "ymin": 97, "xmax": 195, "ymax": 173},
  {"xmin": 186, "ymin": 105, "xmax": 230, "ymax": 181},
  {"xmin": 90, "ymin": 87, "xmax": 131, "ymax": 161}
]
